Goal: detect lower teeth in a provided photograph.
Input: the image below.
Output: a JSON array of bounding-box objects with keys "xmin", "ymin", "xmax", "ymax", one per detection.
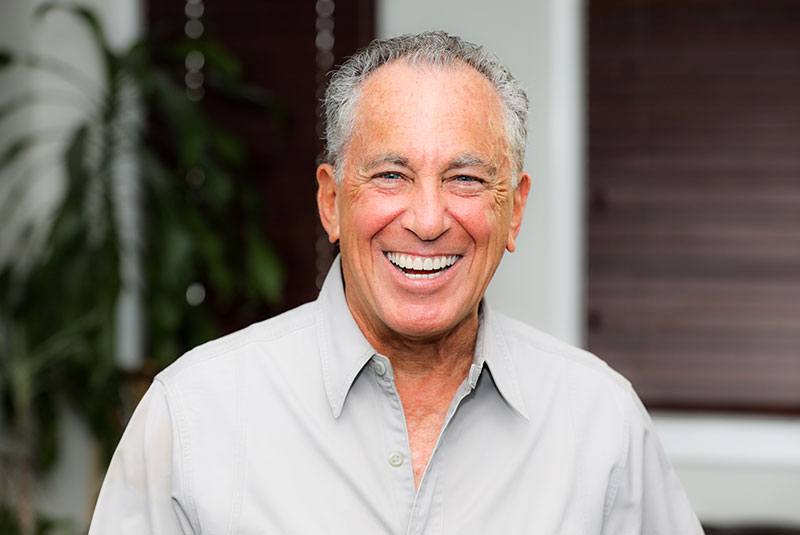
[{"xmin": 401, "ymin": 270, "xmax": 444, "ymax": 280}]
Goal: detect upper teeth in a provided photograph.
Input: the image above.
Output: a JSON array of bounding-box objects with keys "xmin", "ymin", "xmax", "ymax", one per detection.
[{"xmin": 386, "ymin": 252, "xmax": 459, "ymax": 271}]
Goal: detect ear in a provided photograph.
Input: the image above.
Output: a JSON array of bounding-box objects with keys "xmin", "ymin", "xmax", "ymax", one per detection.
[
  {"xmin": 506, "ymin": 173, "xmax": 531, "ymax": 253},
  {"xmin": 317, "ymin": 164, "xmax": 340, "ymax": 243}
]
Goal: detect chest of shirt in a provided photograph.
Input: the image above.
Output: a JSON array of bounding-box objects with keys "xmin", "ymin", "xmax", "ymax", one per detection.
[{"xmin": 174, "ymin": 353, "xmax": 620, "ymax": 535}]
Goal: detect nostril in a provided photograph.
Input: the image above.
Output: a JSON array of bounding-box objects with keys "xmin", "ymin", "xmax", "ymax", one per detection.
[{"xmin": 399, "ymin": 185, "xmax": 452, "ymax": 241}]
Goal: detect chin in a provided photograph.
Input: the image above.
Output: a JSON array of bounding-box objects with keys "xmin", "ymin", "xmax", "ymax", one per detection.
[{"xmin": 384, "ymin": 305, "xmax": 464, "ymax": 340}]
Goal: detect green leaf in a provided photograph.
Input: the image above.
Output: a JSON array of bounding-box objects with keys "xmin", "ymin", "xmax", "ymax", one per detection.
[
  {"xmin": 0, "ymin": 95, "xmax": 34, "ymax": 123},
  {"xmin": 0, "ymin": 172, "xmax": 30, "ymax": 228},
  {"xmin": 0, "ymin": 92, "xmax": 86, "ymax": 127},
  {"xmin": 209, "ymin": 76, "xmax": 284, "ymax": 116},
  {"xmin": 213, "ymin": 130, "xmax": 246, "ymax": 167},
  {"xmin": 33, "ymin": 391, "xmax": 60, "ymax": 470},
  {"xmin": 0, "ymin": 135, "xmax": 36, "ymax": 173},
  {"xmin": 117, "ymin": 39, "xmax": 150, "ymax": 85},
  {"xmin": 201, "ymin": 165, "xmax": 234, "ymax": 210},
  {"xmin": 172, "ymin": 39, "xmax": 242, "ymax": 78},
  {"xmin": 35, "ymin": 3, "xmax": 119, "ymax": 85},
  {"xmin": 64, "ymin": 123, "xmax": 91, "ymax": 191},
  {"xmin": 190, "ymin": 217, "xmax": 234, "ymax": 300},
  {"xmin": 17, "ymin": 52, "xmax": 99, "ymax": 95},
  {"xmin": 149, "ymin": 73, "xmax": 209, "ymax": 166},
  {"xmin": 160, "ymin": 224, "xmax": 194, "ymax": 287},
  {"xmin": 138, "ymin": 148, "xmax": 171, "ymax": 194},
  {"xmin": 185, "ymin": 309, "xmax": 219, "ymax": 350},
  {"xmin": 0, "ymin": 50, "xmax": 13, "ymax": 70},
  {"xmin": 150, "ymin": 295, "xmax": 181, "ymax": 333},
  {"xmin": 246, "ymin": 231, "xmax": 284, "ymax": 304},
  {"xmin": 35, "ymin": 4, "xmax": 109, "ymax": 55}
]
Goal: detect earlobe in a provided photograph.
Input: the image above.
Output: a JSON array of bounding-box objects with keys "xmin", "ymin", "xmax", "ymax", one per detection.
[
  {"xmin": 316, "ymin": 164, "xmax": 340, "ymax": 243},
  {"xmin": 506, "ymin": 173, "xmax": 531, "ymax": 253}
]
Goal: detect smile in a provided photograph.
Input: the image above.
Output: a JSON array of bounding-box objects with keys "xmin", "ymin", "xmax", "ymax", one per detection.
[{"xmin": 385, "ymin": 252, "xmax": 461, "ymax": 279}]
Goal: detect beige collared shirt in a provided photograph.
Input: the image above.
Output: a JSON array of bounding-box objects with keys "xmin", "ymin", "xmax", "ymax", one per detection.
[{"xmin": 89, "ymin": 256, "xmax": 703, "ymax": 535}]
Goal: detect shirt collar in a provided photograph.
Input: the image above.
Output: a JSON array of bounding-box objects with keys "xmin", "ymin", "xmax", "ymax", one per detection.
[
  {"xmin": 317, "ymin": 255, "xmax": 529, "ymax": 420},
  {"xmin": 475, "ymin": 304, "xmax": 530, "ymax": 420},
  {"xmin": 317, "ymin": 255, "xmax": 376, "ymax": 419}
]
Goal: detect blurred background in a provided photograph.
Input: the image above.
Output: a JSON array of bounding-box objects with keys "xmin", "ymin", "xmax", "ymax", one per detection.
[{"xmin": 0, "ymin": 0, "xmax": 798, "ymax": 533}]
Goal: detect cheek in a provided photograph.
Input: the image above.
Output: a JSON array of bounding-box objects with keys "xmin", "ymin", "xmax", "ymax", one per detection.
[
  {"xmin": 342, "ymin": 193, "xmax": 405, "ymax": 244},
  {"xmin": 449, "ymin": 197, "xmax": 507, "ymax": 245}
]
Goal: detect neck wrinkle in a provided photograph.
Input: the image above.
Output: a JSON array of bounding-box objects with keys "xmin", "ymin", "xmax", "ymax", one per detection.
[{"xmin": 356, "ymin": 305, "xmax": 479, "ymax": 380}]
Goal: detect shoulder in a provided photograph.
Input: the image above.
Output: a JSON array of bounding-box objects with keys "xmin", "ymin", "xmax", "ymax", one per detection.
[
  {"xmin": 493, "ymin": 309, "xmax": 630, "ymax": 390},
  {"xmin": 149, "ymin": 300, "xmax": 327, "ymax": 453},
  {"xmin": 489, "ymin": 309, "xmax": 633, "ymax": 423},
  {"xmin": 157, "ymin": 300, "xmax": 320, "ymax": 385},
  {"xmin": 490, "ymin": 309, "xmax": 640, "ymax": 483}
]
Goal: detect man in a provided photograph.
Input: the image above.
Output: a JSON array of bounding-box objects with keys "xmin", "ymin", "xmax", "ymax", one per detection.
[{"xmin": 90, "ymin": 32, "xmax": 704, "ymax": 534}]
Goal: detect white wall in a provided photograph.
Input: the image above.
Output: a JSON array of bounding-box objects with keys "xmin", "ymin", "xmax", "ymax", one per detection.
[
  {"xmin": 655, "ymin": 413, "xmax": 800, "ymax": 525},
  {"xmin": 379, "ymin": 0, "xmax": 800, "ymax": 526}
]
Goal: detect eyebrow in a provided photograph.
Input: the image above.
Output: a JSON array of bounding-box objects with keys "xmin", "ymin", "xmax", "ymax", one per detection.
[
  {"xmin": 360, "ymin": 151, "xmax": 498, "ymax": 176},
  {"xmin": 447, "ymin": 152, "xmax": 498, "ymax": 177},
  {"xmin": 361, "ymin": 152, "xmax": 410, "ymax": 171}
]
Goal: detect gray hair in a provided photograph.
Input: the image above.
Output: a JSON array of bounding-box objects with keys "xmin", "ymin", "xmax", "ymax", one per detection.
[{"xmin": 323, "ymin": 31, "xmax": 529, "ymax": 187}]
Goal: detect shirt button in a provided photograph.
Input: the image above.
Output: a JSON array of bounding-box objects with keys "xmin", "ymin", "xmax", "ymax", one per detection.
[
  {"xmin": 388, "ymin": 452, "xmax": 404, "ymax": 467},
  {"xmin": 374, "ymin": 360, "xmax": 387, "ymax": 376}
]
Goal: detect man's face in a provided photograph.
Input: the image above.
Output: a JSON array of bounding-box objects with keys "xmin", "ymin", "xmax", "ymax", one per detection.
[{"xmin": 317, "ymin": 61, "xmax": 530, "ymax": 346}]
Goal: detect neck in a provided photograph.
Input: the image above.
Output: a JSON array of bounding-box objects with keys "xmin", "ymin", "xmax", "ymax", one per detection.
[
  {"xmin": 387, "ymin": 329, "xmax": 476, "ymax": 416},
  {"xmin": 354, "ymin": 308, "xmax": 479, "ymax": 387},
  {"xmin": 346, "ymin": 298, "xmax": 481, "ymax": 491}
]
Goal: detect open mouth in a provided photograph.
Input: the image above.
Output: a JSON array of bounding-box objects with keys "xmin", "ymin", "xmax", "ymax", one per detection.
[{"xmin": 385, "ymin": 252, "xmax": 461, "ymax": 279}]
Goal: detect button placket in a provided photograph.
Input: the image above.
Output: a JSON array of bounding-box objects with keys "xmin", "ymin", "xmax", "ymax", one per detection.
[
  {"xmin": 407, "ymin": 378, "xmax": 477, "ymax": 535},
  {"xmin": 371, "ymin": 354, "xmax": 416, "ymax": 521}
]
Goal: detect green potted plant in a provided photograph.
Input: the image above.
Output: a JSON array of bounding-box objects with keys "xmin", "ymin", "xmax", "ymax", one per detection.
[{"xmin": 0, "ymin": 4, "xmax": 284, "ymax": 533}]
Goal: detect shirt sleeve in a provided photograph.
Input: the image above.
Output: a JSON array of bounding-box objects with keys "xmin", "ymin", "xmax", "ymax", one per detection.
[
  {"xmin": 602, "ymin": 390, "xmax": 706, "ymax": 535},
  {"xmin": 88, "ymin": 379, "xmax": 197, "ymax": 535}
]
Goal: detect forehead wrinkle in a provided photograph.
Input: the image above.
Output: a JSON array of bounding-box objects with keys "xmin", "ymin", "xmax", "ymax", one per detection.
[{"xmin": 352, "ymin": 65, "xmax": 509, "ymax": 179}]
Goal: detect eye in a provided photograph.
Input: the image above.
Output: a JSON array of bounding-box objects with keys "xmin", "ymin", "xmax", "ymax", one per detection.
[
  {"xmin": 373, "ymin": 171, "xmax": 404, "ymax": 180},
  {"xmin": 446, "ymin": 174, "xmax": 487, "ymax": 195},
  {"xmin": 448, "ymin": 174, "xmax": 486, "ymax": 186}
]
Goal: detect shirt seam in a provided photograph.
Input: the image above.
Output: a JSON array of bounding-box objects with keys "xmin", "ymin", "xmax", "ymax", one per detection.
[
  {"xmin": 510, "ymin": 332, "xmax": 631, "ymax": 401},
  {"xmin": 492, "ymin": 310, "xmax": 630, "ymax": 392},
  {"xmin": 162, "ymin": 315, "xmax": 318, "ymax": 382},
  {"xmin": 601, "ymin": 384, "xmax": 633, "ymax": 528},
  {"xmin": 316, "ymin": 300, "xmax": 336, "ymax": 416},
  {"xmin": 565, "ymin": 361, "xmax": 589, "ymax": 535},
  {"xmin": 155, "ymin": 376, "xmax": 201, "ymax": 534},
  {"xmin": 226, "ymin": 354, "xmax": 247, "ymax": 534}
]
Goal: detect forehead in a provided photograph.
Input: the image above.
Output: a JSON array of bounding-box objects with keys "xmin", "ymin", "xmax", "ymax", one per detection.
[{"xmin": 349, "ymin": 61, "xmax": 508, "ymax": 163}]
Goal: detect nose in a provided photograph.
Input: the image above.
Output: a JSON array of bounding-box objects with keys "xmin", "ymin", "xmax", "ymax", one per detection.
[{"xmin": 401, "ymin": 179, "xmax": 451, "ymax": 241}]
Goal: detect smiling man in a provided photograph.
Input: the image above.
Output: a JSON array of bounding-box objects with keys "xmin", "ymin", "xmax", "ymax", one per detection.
[{"xmin": 89, "ymin": 32, "xmax": 704, "ymax": 534}]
